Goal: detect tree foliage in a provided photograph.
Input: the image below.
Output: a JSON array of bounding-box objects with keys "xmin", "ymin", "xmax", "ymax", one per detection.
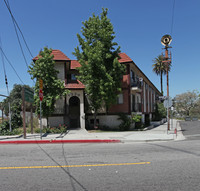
[
  {"xmin": 175, "ymin": 90, "xmax": 200, "ymax": 117},
  {"xmin": 2, "ymin": 84, "xmax": 33, "ymax": 128},
  {"xmin": 28, "ymin": 47, "xmax": 69, "ymax": 121},
  {"xmin": 152, "ymin": 55, "xmax": 171, "ymax": 95},
  {"xmin": 73, "ymin": 8, "xmax": 125, "ymax": 126},
  {"xmin": 153, "ymin": 103, "xmax": 167, "ymax": 121}
]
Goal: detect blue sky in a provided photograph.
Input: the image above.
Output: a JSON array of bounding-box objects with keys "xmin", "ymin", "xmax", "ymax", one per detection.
[{"xmin": 0, "ymin": 0, "xmax": 200, "ymax": 104}]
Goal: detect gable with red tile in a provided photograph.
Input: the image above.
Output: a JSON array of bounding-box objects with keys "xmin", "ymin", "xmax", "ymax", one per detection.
[{"xmin": 33, "ymin": 49, "xmax": 70, "ymax": 61}]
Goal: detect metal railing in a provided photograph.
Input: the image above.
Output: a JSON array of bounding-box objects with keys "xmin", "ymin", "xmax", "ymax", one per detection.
[{"xmin": 131, "ymin": 80, "xmax": 142, "ymax": 89}]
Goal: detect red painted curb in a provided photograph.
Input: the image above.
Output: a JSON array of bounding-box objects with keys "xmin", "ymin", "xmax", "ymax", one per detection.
[{"xmin": 0, "ymin": 139, "xmax": 121, "ymax": 144}]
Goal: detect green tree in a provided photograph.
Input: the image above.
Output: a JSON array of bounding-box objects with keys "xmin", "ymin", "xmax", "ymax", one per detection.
[
  {"xmin": 28, "ymin": 47, "xmax": 69, "ymax": 126},
  {"xmin": 73, "ymin": 8, "xmax": 125, "ymax": 128},
  {"xmin": 2, "ymin": 84, "xmax": 33, "ymax": 128},
  {"xmin": 0, "ymin": 101, "xmax": 5, "ymax": 122},
  {"xmin": 175, "ymin": 90, "xmax": 199, "ymax": 117},
  {"xmin": 153, "ymin": 103, "xmax": 167, "ymax": 121},
  {"xmin": 152, "ymin": 55, "xmax": 171, "ymax": 95}
]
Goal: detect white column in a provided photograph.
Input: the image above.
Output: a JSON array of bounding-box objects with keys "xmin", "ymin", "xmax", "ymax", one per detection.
[
  {"xmin": 143, "ymin": 82, "xmax": 146, "ymax": 112},
  {"xmin": 80, "ymin": 92, "xmax": 85, "ymax": 129}
]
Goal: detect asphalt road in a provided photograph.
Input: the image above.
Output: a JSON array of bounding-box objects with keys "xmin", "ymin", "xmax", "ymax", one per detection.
[
  {"xmin": 0, "ymin": 139, "xmax": 200, "ymax": 191},
  {"xmin": 180, "ymin": 121, "xmax": 200, "ymax": 140}
]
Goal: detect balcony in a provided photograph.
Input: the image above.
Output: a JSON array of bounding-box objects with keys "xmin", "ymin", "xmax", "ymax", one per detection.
[
  {"xmin": 131, "ymin": 80, "xmax": 142, "ymax": 92},
  {"xmin": 132, "ymin": 103, "xmax": 142, "ymax": 113}
]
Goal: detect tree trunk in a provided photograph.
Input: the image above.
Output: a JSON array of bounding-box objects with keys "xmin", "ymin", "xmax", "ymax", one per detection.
[
  {"xmin": 161, "ymin": 72, "xmax": 163, "ymax": 95},
  {"xmin": 2, "ymin": 109, "xmax": 4, "ymax": 122},
  {"xmin": 46, "ymin": 117, "xmax": 49, "ymax": 128},
  {"xmin": 93, "ymin": 109, "xmax": 97, "ymax": 129}
]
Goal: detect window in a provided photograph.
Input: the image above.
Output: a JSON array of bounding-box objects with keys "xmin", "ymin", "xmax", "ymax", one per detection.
[
  {"xmin": 117, "ymin": 93, "xmax": 123, "ymax": 104},
  {"xmin": 130, "ymin": 70, "xmax": 135, "ymax": 83},
  {"xmin": 67, "ymin": 74, "xmax": 77, "ymax": 81},
  {"xmin": 71, "ymin": 74, "xmax": 77, "ymax": 80}
]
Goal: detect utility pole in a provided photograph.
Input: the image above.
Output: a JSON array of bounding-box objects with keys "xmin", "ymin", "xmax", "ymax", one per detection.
[
  {"xmin": 39, "ymin": 79, "xmax": 43, "ymax": 140},
  {"xmin": 161, "ymin": 34, "xmax": 172, "ymax": 131},
  {"xmin": 22, "ymin": 87, "xmax": 26, "ymax": 139}
]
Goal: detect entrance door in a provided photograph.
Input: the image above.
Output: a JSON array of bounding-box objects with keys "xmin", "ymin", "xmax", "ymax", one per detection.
[{"xmin": 69, "ymin": 96, "xmax": 80, "ymax": 128}]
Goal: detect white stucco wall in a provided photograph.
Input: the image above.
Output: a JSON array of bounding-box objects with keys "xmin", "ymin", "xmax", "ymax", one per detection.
[
  {"xmin": 55, "ymin": 62, "xmax": 65, "ymax": 81},
  {"xmin": 48, "ymin": 116, "xmax": 64, "ymax": 127},
  {"xmin": 88, "ymin": 115, "xmax": 124, "ymax": 128},
  {"xmin": 55, "ymin": 98, "xmax": 65, "ymax": 107}
]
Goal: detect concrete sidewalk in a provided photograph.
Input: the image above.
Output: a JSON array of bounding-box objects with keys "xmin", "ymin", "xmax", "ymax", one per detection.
[{"xmin": 0, "ymin": 119, "xmax": 185, "ymax": 144}]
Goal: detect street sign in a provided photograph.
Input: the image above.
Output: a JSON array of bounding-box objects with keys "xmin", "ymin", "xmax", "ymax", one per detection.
[
  {"xmin": 39, "ymin": 89, "xmax": 43, "ymax": 101},
  {"xmin": 39, "ymin": 79, "xmax": 43, "ymax": 90},
  {"xmin": 159, "ymin": 96, "xmax": 167, "ymax": 100},
  {"xmin": 164, "ymin": 98, "xmax": 172, "ymax": 108},
  {"xmin": 24, "ymin": 88, "xmax": 34, "ymax": 103}
]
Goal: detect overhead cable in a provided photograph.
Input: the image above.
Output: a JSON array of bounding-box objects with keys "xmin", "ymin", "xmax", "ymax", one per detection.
[
  {"xmin": 0, "ymin": 46, "xmax": 25, "ymax": 85},
  {"xmin": 0, "ymin": 37, "xmax": 10, "ymax": 95},
  {"xmin": 170, "ymin": 0, "xmax": 176, "ymax": 35},
  {"xmin": 3, "ymin": 0, "xmax": 33, "ymax": 58}
]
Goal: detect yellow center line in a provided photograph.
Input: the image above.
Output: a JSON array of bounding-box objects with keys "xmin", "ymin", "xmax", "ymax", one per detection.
[{"xmin": 0, "ymin": 162, "xmax": 151, "ymax": 170}]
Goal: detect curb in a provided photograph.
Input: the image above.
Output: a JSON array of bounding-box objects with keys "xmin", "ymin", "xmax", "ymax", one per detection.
[{"xmin": 0, "ymin": 139, "xmax": 121, "ymax": 144}]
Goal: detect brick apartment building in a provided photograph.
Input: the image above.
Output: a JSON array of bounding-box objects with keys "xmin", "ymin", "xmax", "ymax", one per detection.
[{"xmin": 33, "ymin": 50, "xmax": 161, "ymax": 129}]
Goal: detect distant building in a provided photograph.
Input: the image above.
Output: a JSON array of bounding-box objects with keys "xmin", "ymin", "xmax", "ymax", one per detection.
[{"xmin": 33, "ymin": 50, "xmax": 161, "ymax": 128}]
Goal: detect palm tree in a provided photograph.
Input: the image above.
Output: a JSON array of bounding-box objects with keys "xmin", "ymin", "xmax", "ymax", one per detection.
[
  {"xmin": 0, "ymin": 102, "xmax": 4, "ymax": 122},
  {"xmin": 152, "ymin": 55, "xmax": 171, "ymax": 95}
]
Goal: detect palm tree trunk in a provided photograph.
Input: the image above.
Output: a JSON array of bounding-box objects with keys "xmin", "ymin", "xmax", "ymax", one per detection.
[{"xmin": 161, "ymin": 71, "xmax": 163, "ymax": 95}]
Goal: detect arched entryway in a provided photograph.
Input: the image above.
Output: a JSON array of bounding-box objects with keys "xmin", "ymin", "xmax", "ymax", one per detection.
[{"xmin": 69, "ymin": 96, "xmax": 80, "ymax": 128}]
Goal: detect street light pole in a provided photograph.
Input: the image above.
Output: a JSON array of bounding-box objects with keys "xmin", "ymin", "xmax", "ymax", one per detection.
[
  {"xmin": 161, "ymin": 34, "xmax": 172, "ymax": 131},
  {"xmin": 165, "ymin": 46, "xmax": 170, "ymax": 131}
]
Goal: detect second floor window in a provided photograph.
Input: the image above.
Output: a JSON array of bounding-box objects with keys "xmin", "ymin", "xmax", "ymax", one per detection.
[
  {"xmin": 131, "ymin": 70, "xmax": 135, "ymax": 83},
  {"xmin": 117, "ymin": 93, "xmax": 123, "ymax": 104},
  {"xmin": 71, "ymin": 74, "xmax": 77, "ymax": 80},
  {"xmin": 67, "ymin": 74, "xmax": 77, "ymax": 81}
]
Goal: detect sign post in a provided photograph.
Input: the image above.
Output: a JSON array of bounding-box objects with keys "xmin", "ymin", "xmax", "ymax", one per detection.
[
  {"xmin": 24, "ymin": 88, "xmax": 34, "ymax": 136},
  {"xmin": 164, "ymin": 97, "xmax": 172, "ymax": 133},
  {"xmin": 39, "ymin": 79, "xmax": 43, "ymax": 140}
]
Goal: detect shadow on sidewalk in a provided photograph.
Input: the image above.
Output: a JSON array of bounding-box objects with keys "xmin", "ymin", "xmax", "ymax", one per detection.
[{"xmin": 0, "ymin": 134, "xmax": 23, "ymax": 141}]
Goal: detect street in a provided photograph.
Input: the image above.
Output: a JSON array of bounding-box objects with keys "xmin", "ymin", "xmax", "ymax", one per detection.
[
  {"xmin": 0, "ymin": 121, "xmax": 200, "ymax": 191},
  {"xmin": 180, "ymin": 121, "xmax": 200, "ymax": 140}
]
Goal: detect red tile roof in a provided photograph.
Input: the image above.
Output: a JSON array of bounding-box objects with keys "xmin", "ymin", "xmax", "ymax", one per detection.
[
  {"xmin": 71, "ymin": 60, "xmax": 81, "ymax": 69},
  {"xmin": 33, "ymin": 49, "xmax": 70, "ymax": 61},
  {"xmin": 118, "ymin": 53, "xmax": 132, "ymax": 63},
  {"xmin": 65, "ymin": 80, "xmax": 85, "ymax": 89}
]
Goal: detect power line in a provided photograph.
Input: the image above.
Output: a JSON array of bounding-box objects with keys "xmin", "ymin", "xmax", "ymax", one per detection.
[
  {"xmin": 3, "ymin": 0, "xmax": 33, "ymax": 58},
  {"xmin": 3, "ymin": 0, "xmax": 35, "ymax": 84},
  {"xmin": 0, "ymin": 46, "xmax": 25, "ymax": 85},
  {"xmin": 4, "ymin": 0, "xmax": 29, "ymax": 70},
  {"xmin": 170, "ymin": 0, "xmax": 176, "ymax": 35},
  {"xmin": 0, "ymin": 37, "xmax": 10, "ymax": 95}
]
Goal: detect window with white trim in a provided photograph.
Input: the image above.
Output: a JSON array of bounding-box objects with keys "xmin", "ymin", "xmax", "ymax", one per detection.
[{"xmin": 117, "ymin": 93, "xmax": 123, "ymax": 104}]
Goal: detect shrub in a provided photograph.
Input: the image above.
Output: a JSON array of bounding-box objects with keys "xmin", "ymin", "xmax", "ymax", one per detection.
[
  {"xmin": 0, "ymin": 121, "xmax": 23, "ymax": 135},
  {"xmin": 132, "ymin": 114, "xmax": 143, "ymax": 129},
  {"xmin": 153, "ymin": 103, "xmax": 166, "ymax": 121},
  {"xmin": 118, "ymin": 113, "xmax": 132, "ymax": 131}
]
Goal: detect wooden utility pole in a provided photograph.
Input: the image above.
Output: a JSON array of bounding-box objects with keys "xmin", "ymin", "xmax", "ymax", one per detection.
[
  {"xmin": 22, "ymin": 87, "xmax": 26, "ymax": 139},
  {"xmin": 31, "ymin": 104, "xmax": 33, "ymax": 134}
]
